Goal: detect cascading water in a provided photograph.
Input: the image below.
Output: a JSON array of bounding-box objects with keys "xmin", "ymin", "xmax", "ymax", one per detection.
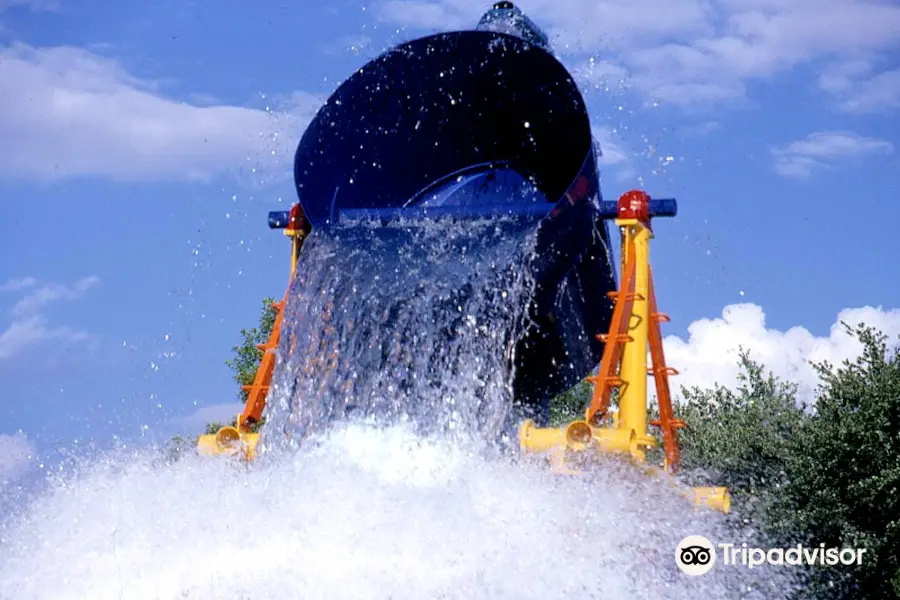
[
  {"xmin": 0, "ymin": 3, "xmax": 804, "ymax": 596},
  {"xmin": 0, "ymin": 215, "xmax": 802, "ymax": 600},
  {"xmin": 0, "ymin": 207, "xmax": 801, "ymax": 599},
  {"xmin": 260, "ymin": 215, "xmax": 542, "ymax": 454}
]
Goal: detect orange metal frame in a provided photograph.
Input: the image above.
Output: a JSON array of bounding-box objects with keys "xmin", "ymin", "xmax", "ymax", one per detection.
[
  {"xmin": 583, "ymin": 222, "xmax": 684, "ymax": 472},
  {"xmin": 238, "ymin": 291, "xmax": 286, "ymax": 430},
  {"xmin": 234, "ymin": 197, "xmax": 684, "ymax": 476},
  {"xmin": 236, "ymin": 205, "xmax": 307, "ymax": 432}
]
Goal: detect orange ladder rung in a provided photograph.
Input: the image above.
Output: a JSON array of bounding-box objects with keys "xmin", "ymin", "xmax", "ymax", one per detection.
[
  {"xmin": 586, "ymin": 375, "xmax": 624, "ymax": 387},
  {"xmin": 606, "ymin": 291, "xmax": 645, "ymax": 301},
  {"xmin": 651, "ymin": 312, "xmax": 670, "ymax": 323},
  {"xmin": 650, "ymin": 418, "xmax": 685, "ymax": 429},
  {"xmin": 597, "ymin": 333, "xmax": 634, "ymax": 343},
  {"xmin": 648, "ymin": 366, "xmax": 679, "ymax": 376},
  {"xmin": 241, "ymin": 385, "xmax": 271, "ymax": 393}
]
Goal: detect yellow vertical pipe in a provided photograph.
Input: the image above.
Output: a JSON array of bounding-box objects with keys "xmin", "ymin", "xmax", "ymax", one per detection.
[
  {"xmin": 616, "ymin": 221, "xmax": 652, "ymax": 445},
  {"xmin": 288, "ymin": 231, "xmax": 303, "ymax": 277}
]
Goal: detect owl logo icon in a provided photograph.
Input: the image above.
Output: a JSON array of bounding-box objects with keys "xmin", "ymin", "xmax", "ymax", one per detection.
[{"xmin": 675, "ymin": 535, "xmax": 716, "ymax": 575}]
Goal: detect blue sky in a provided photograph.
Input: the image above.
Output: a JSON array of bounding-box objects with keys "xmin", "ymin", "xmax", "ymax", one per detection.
[{"xmin": 1, "ymin": 0, "xmax": 898, "ymax": 477}]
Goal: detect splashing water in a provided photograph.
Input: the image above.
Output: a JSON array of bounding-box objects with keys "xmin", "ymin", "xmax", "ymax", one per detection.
[
  {"xmin": 0, "ymin": 423, "xmax": 799, "ymax": 599},
  {"xmin": 0, "ymin": 219, "xmax": 802, "ymax": 599},
  {"xmin": 261, "ymin": 216, "xmax": 543, "ymax": 453}
]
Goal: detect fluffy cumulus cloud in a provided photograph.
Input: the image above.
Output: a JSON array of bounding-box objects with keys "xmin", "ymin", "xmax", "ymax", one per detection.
[
  {"xmin": 771, "ymin": 131, "xmax": 895, "ymax": 178},
  {"xmin": 0, "ymin": 0, "xmax": 56, "ymax": 9},
  {"xmin": 0, "ymin": 276, "xmax": 98, "ymax": 360},
  {"xmin": 0, "ymin": 0, "xmax": 56, "ymax": 16},
  {"xmin": 0, "ymin": 44, "xmax": 321, "ymax": 183},
  {"xmin": 375, "ymin": 0, "xmax": 900, "ymax": 111},
  {"xmin": 591, "ymin": 125, "xmax": 627, "ymax": 165},
  {"xmin": 0, "ymin": 432, "xmax": 35, "ymax": 484},
  {"xmin": 819, "ymin": 60, "xmax": 900, "ymax": 114},
  {"xmin": 2, "ymin": 0, "xmax": 895, "ymax": 186},
  {"xmin": 661, "ymin": 303, "xmax": 900, "ymax": 406}
]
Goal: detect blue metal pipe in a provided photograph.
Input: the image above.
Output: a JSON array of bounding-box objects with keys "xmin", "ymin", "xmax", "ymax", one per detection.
[{"xmin": 597, "ymin": 198, "xmax": 678, "ymax": 219}]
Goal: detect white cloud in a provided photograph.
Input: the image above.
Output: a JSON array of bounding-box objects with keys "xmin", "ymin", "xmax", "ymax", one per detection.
[
  {"xmin": 771, "ymin": 131, "xmax": 894, "ymax": 178},
  {"xmin": 661, "ymin": 303, "xmax": 900, "ymax": 407},
  {"xmin": 590, "ymin": 124, "xmax": 642, "ymax": 184},
  {"xmin": 679, "ymin": 121, "xmax": 720, "ymax": 137},
  {"xmin": 572, "ymin": 57, "xmax": 630, "ymax": 94},
  {"xmin": 374, "ymin": 0, "xmax": 900, "ymax": 109},
  {"xmin": 0, "ymin": 432, "xmax": 35, "ymax": 484},
  {"xmin": 0, "ymin": 0, "xmax": 56, "ymax": 12},
  {"xmin": 2, "ymin": 1, "xmax": 892, "ymax": 186},
  {"xmin": 819, "ymin": 60, "xmax": 900, "ymax": 114},
  {"xmin": 0, "ymin": 43, "xmax": 322, "ymax": 183},
  {"xmin": 0, "ymin": 276, "xmax": 98, "ymax": 360},
  {"xmin": 0, "ymin": 277, "xmax": 37, "ymax": 292},
  {"xmin": 376, "ymin": 0, "xmax": 475, "ymax": 30},
  {"xmin": 12, "ymin": 275, "xmax": 98, "ymax": 316},
  {"xmin": 592, "ymin": 125, "xmax": 628, "ymax": 166},
  {"xmin": 609, "ymin": 0, "xmax": 900, "ymax": 108},
  {"xmin": 323, "ymin": 34, "xmax": 374, "ymax": 57}
]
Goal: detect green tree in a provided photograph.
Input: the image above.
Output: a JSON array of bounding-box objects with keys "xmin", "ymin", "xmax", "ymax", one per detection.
[
  {"xmin": 548, "ymin": 379, "xmax": 592, "ymax": 425},
  {"xmin": 768, "ymin": 324, "xmax": 900, "ymax": 599},
  {"xmin": 225, "ymin": 296, "xmax": 279, "ymax": 405},
  {"xmin": 674, "ymin": 350, "xmax": 808, "ymax": 528},
  {"xmin": 164, "ymin": 298, "xmax": 278, "ymax": 460},
  {"xmin": 668, "ymin": 323, "xmax": 900, "ymax": 599}
]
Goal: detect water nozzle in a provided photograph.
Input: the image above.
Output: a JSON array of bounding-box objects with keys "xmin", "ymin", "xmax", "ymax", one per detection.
[
  {"xmin": 215, "ymin": 426, "xmax": 242, "ymax": 453},
  {"xmin": 565, "ymin": 420, "xmax": 593, "ymax": 450},
  {"xmin": 476, "ymin": 1, "xmax": 550, "ymax": 49}
]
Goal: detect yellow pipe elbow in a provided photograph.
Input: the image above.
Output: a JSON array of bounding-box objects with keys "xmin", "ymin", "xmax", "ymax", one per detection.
[
  {"xmin": 196, "ymin": 427, "xmax": 260, "ymax": 460},
  {"xmin": 692, "ymin": 486, "xmax": 731, "ymax": 514},
  {"xmin": 215, "ymin": 426, "xmax": 242, "ymax": 453},
  {"xmin": 240, "ymin": 432, "xmax": 260, "ymax": 460},
  {"xmin": 590, "ymin": 427, "xmax": 638, "ymax": 457},
  {"xmin": 196, "ymin": 433, "xmax": 219, "ymax": 457},
  {"xmin": 519, "ymin": 419, "xmax": 565, "ymax": 453}
]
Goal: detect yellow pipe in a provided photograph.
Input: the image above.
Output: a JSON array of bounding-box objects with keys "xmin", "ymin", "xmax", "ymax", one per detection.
[
  {"xmin": 519, "ymin": 419, "xmax": 731, "ymax": 514},
  {"xmin": 196, "ymin": 426, "xmax": 260, "ymax": 460},
  {"xmin": 518, "ymin": 419, "xmax": 566, "ymax": 452},
  {"xmin": 518, "ymin": 420, "xmax": 639, "ymax": 458},
  {"xmin": 692, "ymin": 487, "xmax": 731, "ymax": 513},
  {"xmin": 286, "ymin": 229, "xmax": 304, "ymax": 277},
  {"xmin": 616, "ymin": 219, "xmax": 653, "ymax": 448},
  {"xmin": 591, "ymin": 426, "xmax": 639, "ymax": 457},
  {"xmin": 215, "ymin": 425, "xmax": 242, "ymax": 452}
]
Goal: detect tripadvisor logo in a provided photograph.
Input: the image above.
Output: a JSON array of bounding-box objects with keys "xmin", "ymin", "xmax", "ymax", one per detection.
[
  {"xmin": 675, "ymin": 536, "xmax": 868, "ymax": 575},
  {"xmin": 675, "ymin": 535, "xmax": 716, "ymax": 575}
]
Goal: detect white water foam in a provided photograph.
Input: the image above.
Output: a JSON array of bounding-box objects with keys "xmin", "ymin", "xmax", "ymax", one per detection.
[
  {"xmin": 0, "ymin": 423, "xmax": 798, "ymax": 599},
  {"xmin": 263, "ymin": 216, "xmax": 542, "ymax": 450}
]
